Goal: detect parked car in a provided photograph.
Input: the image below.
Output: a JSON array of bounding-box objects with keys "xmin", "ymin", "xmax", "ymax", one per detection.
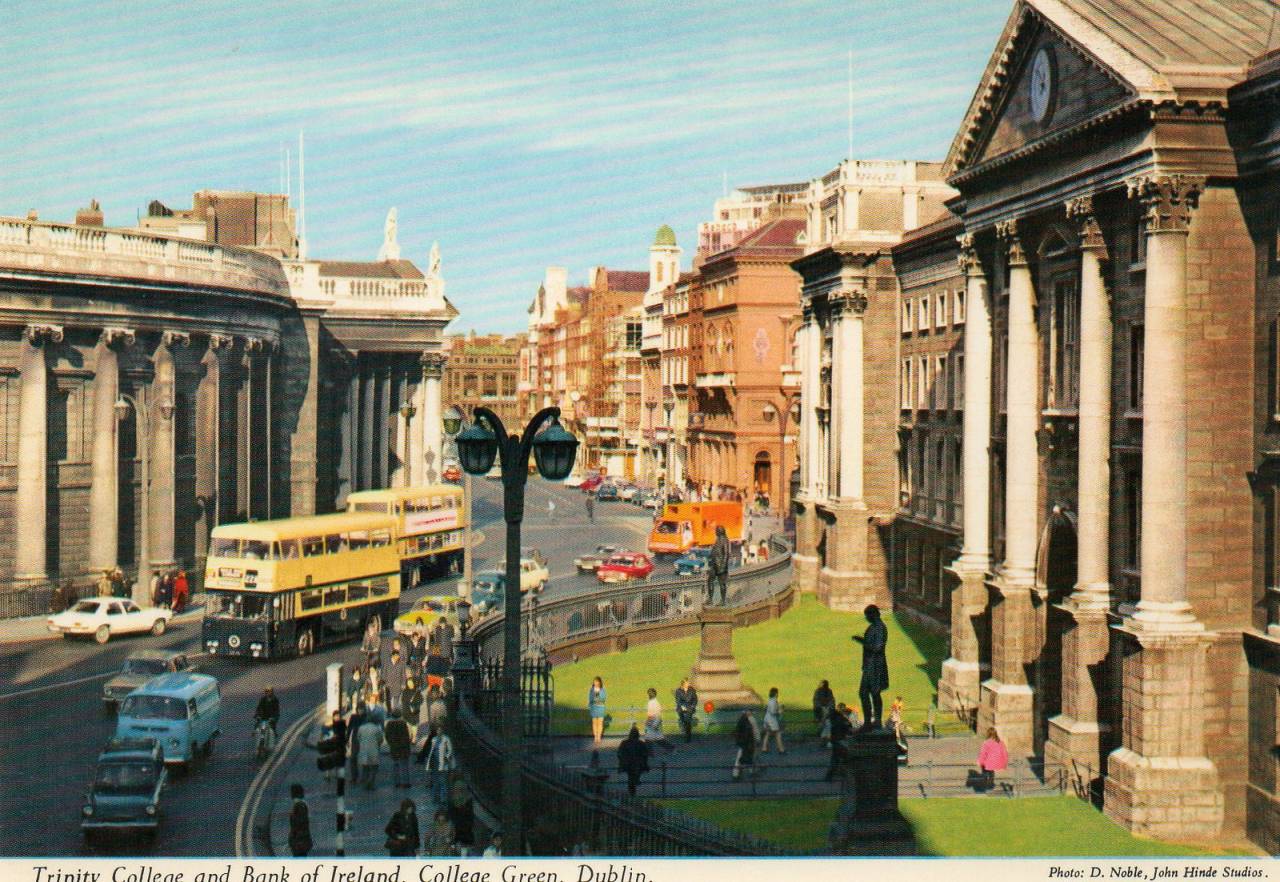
[
  {"xmin": 597, "ymin": 552, "xmax": 655, "ymax": 584},
  {"xmin": 469, "ymin": 571, "xmax": 506, "ymax": 615},
  {"xmin": 442, "ymin": 463, "xmax": 462, "ymax": 483},
  {"xmin": 617, "ymin": 484, "xmax": 640, "ymax": 502},
  {"xmin": 394, "ymin": 594, "xmax": 463, "ymax": 636},
  {"xmin": 575, "ymin": 544, "xmax": 621, "ymax": 574},
  {"xmin": 49, "ymin": 598, "xmax": 174, "ymax": 644},
  {"xmin": 103, "ymin": 650, "xmax": 196, "ymax": 713},
  {"xmin": 673, "ymin": 547, "xmax": 714, "ymax": 577},
  {"xmin": 579, "ymin": 475, "xmax": 604, "ymax": 493},
  {"xmin": 595, "ymin": 484, "xmax": 620, "ymax": 502},
  {"xmin": 640, "ymin": 491, "xmax": 664, "ymax": 510},
  {"xmin": 82, "ymin": 737, "xmax": 167, "ymax": 843},
  {"xmin": 498, "ymin": 557, "xmax": 550, "ymax": 593}
]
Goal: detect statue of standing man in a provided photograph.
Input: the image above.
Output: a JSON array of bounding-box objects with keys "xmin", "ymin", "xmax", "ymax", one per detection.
[{"xmin": 852, "ymin": 604, "xmax": 888, "ymax": 732}]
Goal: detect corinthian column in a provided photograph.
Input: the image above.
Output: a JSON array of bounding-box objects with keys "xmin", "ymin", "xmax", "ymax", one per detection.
[
  {"xmin": 150, "ymin": 332, "xmax": 187, "ymax": 572},
  {"xmin": 941, "ymin": 234, "xmax": 991, "ymax": 714},
  {"xmin": 421, "ymin": 353, "xmax": 446, "ymax": 484},
  {"xmin": 1104, "ymin": 174, "xmax": 1222, "ymax": 841},
  {"xmin": 89, "ymin": 328, "xmax": 134, "ymax": 574},
  {"xmin": 1047, "ymin": 196, "xmax": 1112, "ymax": 778},
  {"xmin": 979, "ymin": 220, "xmax": 1038, "ymax": 755},
  {"xmin": 14, "ymin": 325, "xmax": 62, "ymax": 583}
]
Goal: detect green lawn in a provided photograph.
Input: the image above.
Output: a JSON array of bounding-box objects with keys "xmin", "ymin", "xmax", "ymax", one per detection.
[
  {"xmin": 666, "ymin": 796, "xmax": 1254, "ymax": 857},
  {"xmin": 550, "ymin": 594, "xmax": 966, "ymax": 736}
]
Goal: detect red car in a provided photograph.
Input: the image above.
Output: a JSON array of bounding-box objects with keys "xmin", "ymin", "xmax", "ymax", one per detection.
[
  {"xmin": 580, "ymin": 475, "xmax": 605, "ymax": 493},
  {"xmin": 596, "ymin": 552, "xmax": 655, "ymax": 584},
  {"xmin": 442, "ymin": 464, "xmax": 462, "ymax": 483}
]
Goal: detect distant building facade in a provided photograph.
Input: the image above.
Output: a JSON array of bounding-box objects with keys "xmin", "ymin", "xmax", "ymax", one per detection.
[{"xmin": 442, "ymin": 332, "xmax": 525, "ymax": 432}]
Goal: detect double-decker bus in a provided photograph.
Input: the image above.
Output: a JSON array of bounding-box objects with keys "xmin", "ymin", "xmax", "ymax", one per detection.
[
  {"xmin": 346, "ymin": 484, "xmax": 466, "ymax": 586},
  {"xmin": 201, "ymin": 512, "xmax": 401, "ymax": 659}
]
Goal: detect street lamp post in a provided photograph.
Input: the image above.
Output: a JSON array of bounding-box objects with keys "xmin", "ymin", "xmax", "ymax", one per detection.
[
  {"xmin": 442, "ymin": 406, "xmax": 472, "ymax": 594},
  {"xmin": 115, "ymin": 389, "xmax": 173, "ymax": 608},
  {"xmin": 399, "ymin": 402, "xmax": 416, "ymax": 487},
  {"xmin": 455, "ymin": 406, "xmax": 577, "ymax": 854}
]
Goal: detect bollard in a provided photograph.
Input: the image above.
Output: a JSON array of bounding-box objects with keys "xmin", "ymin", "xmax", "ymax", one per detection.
[
  {"xmin": 335, "ymin": 767, "xmax": 346, "ymax": 856},
  {"xmin": 326, "ymin": 662, "xmax": 344, "ymax": 717}
]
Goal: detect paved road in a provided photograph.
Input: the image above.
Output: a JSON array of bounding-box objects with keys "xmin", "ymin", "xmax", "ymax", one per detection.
[{"xmin": 0, "ymin": 477, "xmax": 657, "ymax": 857}]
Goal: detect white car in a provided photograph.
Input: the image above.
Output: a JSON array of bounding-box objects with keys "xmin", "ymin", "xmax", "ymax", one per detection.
[
  {"xmin": 499, "ymin": 557, "xmax": 550, "ymax": 593},
  {"xmin": 48, "ymin": 598, "xmax": 173, "ymax": 644}
]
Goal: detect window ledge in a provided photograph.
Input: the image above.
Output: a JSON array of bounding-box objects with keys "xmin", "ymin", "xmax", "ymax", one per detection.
[
  {"xmin": 1122, "ymin": 409, "xmax": 1143, "ymax": 420},
  {"xmin": 1041, "ymin": 407, "xmax": 1079, "ymax": 418},
  {"xmin": 1128, "ymin": 261, "xmax": 1146, "ymax": 274}
]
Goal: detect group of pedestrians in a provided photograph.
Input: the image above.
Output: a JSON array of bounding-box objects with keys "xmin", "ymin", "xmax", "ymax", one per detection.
[{"xmin": 148, "ymin": 569, "xmax": 189, "ymax": 612}]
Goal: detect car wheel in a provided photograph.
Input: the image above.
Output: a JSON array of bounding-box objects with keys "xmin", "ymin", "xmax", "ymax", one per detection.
[
  {"xmin": 95, "ymin": 624, "xmax": 111, "ymax": 644},
  {"xmin": 296, "ymin": 628, "xmax": 314, "ymax": 657},
  {"xmin": 151, "ymin": 618, "xmax": 167, "ymax": 636}
]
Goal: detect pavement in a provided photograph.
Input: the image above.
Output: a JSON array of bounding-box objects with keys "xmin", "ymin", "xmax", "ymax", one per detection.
[{"xmin": 0, "ymin": 598, "xmax": 210, "ymax": 645}]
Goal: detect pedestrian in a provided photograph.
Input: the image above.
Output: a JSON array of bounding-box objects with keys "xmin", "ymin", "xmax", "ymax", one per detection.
[
  {"xmin": 813, "ymin": 679, "xmax": 835, "ymax": 738},
  {"xmin": 585, "ymin": 494, "xmax": 594, "ymax": 523},
  {"xmin": 747, "ymin": 543, "xmax": 758, "ymax": 565},
  {"xmin": 617, "ymin": 725, "xmax": 650, "ymax": 796},
  {"xmin": 588, "ymin": 676, "xmax": 607, "ymax": 746},
  {"xmin": 171, "ymin": 569, "xmax": 189, "ymax": 613},
  {"xmin": 288, "ymin": 784, "xmax": 312, "ymax": 857},
  {"xmin": 346, "ymin": 702, "xmax": 367, "ymax": 785},
  {"xmin": 757, "ymin": 539, "xmax": 769, "ymax": 562},
  {"xmin": 706, "ymin": 525, "xmax": 731, "ymax": 605},
  {"xmin": 385, "ymin": 709, "xmax": 413, "ymax": 789},
  {"xmin": 889, "ymin": 695, "xmax": 906, "ymax": 743},
  {"xmin": 978, "ymin": 727, "xmax": 1009, "ymax": 793},
  {"xmin": 362, "ymin": 618, "xmax": 382, "ymax": 669},
  {"xmin": 644, "ymin": 687, "xmax": 674, "ymax": 751},
  {"xmin": 852, "ymin": 604, "xmax": 889, "ymax": 731},
  {"xmin": 111, "ymin": 568, "xmax": 127, "ymax": 598},
  {"xmin": 760, "ymin": 686, "xmax": 785, "ymax": 754},
  {"xmin": 320, "ymin": 710, "xmax": 347, "ymax": 784},
  {"xmin": 422, "ymin": 724, "xmax": 456, "ymax": 806},
  {"xmin": 386, "ymin": 648, "xmax": 407, "ymax": 713},
  {"xmin": 824, "ymin": 704, "xmax": 855, "ymax": 781},
  {"xmin": 739, "ymin": 542, "xmax": 750, "ymax": 568},
  {"xmin": 97, "ymin": 570, "xmax": 113, "ymax": 598},
  {"xmin": 159, "ymin": 571, "xmax": 174, "ymax": 609},
  {"xmin": 425, "ymin": 647, "xmax": 449, "ymax": 692},
  {"xmin": 548, "ymin": 498, "xmax": 556, "ymax": 521},
  {"xmin": 357, "ymin": 710, "xmax": 385, "ymax": 790},
  {"xmin": 149, "ymin": 571, "xmax": 163, "ymax": 607},
  {"xmin": 448, "ymin": 777, "xmax": 476, "ymax": 855},
  {"xmin": 65, "ymin": 579, "xmax": 80, "ymax": 608},
  {"xmin": 732, "ymin": 709, "xmax": 758, "ymax": 780},
  {"xmin": 423, "ymin": 808, "xmax": 456, "ymax": 857},
  {"xmin": 674, "ymin": 677, "xmax": 698, "ymax": 743},
  {"xmin": 346, "ymin": 668, "xmax": 365, "ymax": 716},
  {"xmin": 482, "ymin": 831, "xmax": 504, "ymax": 858},
  {"xmin": 402, "ymin": 676, "xmax": 423, "ymax": 731},
  {"xmin": 438, "ymin": 618, "xmax": 455, "ymax": 661},
  {"xmin": 384, "ymin": 799, "xmax": 420, "ymax": 857},
  {"xmin": 408, "ymin": 627, "xmax": 427, "ymax": 673},
  {"xmin": 49, "ymin": 579, "xmax": 69, "ymax": 614},
  {"xmin": 425, "ymin": 684, "xmax": 448, "ymax": 731}
]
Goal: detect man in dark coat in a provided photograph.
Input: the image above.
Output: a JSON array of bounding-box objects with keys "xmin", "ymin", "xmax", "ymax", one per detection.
[
  {"xmin": 824, "ymin": 704, "xmax": 855, "ymax": 781},
  {"xmin": 674, "ymin": 678, "xmax": 698, "ymax": 743},
  {"xmin": 706, "ymin": 525, "xmax": 731, "ymax": 605},
  {"xmin": 254, "ymin": 687, "xmax": 281, "ymax": 736},
  {"xmin": 617, "ymin": 725, "xmax": 650, "ymax": 796},
  {"xmin": 288, "ymin": 783, "xmax": 312, "ymax": 857},
  {"xmin": 384, "ymin": 709, "xmax": 413, "ymax": 789},
  {"xmin": 852, "ymin": 604, "xmax": 889, "ymax": 730}
]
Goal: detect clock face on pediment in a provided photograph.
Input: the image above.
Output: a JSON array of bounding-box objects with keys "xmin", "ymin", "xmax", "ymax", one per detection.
[{"xmin": 971, "ymin": 28, "xmax": 1133, "ymax": 169}]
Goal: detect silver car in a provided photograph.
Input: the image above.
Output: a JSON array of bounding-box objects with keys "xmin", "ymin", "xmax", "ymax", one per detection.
[{"xmin": 103, "ymin": 650, "xmax": 194, "ymax": 713}]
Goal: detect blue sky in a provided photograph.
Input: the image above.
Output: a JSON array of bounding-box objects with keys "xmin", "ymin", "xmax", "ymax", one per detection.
[{"xmin": 0, "ymin": 1, "xmax": 1011, "ymax": 334}]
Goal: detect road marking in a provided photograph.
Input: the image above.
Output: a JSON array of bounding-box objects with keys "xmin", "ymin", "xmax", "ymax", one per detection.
[
  {"xmin": 0, "ymin": 651, "xmax": 211, "ymax": 701},
  {"xmin": 235, "ymin": 702, "xmax": 323, "ymax": 858}
]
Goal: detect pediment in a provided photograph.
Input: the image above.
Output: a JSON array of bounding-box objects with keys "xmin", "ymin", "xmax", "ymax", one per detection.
[{"xmin": 947, "ymin": 3, "xmax": 1139, "ymax": 177}]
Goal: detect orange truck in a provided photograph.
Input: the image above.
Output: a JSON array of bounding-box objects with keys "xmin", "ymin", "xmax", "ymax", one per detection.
[{"xmin": 647, "ymin": 501, "xmax": 744, "ymax": 555}]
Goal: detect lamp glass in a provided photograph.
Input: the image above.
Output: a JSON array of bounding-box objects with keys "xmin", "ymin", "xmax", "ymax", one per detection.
[
  {"xmin": 531, "ymin": 419, "xmax": 578, "ymax": 481},
  {"xmin": 456, "ymin": 420, "xmax": 497, "ymax": 475},
  {"xmin": 443, "ymin": 406, "xmax": 463, "ymax": 437}
]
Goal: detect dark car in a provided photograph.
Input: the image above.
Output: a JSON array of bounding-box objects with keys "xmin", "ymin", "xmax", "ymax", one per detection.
[
  {"xmin": 469, "ymin": 571, "xmax": 507, "ymax": 615},
  {"xmin": 82, "ymin": 737, "xmax": 167, "ymax": 843},
  {"xmin": 103, "ymin": 650, "xmax": 194, "ymax": 713},
  {"xmin": 575, "ymin": 544, "xmax": 621, "ymax": 574},
  {"xmin": 673, "ymin": 547, "xmax": 713, "ymax": 576},
  {"xmin": 595, "ymin": 484, "xmax": 620, "ymax": 502}
]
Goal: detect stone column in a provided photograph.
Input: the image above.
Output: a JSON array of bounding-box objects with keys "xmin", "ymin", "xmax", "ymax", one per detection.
[
  {"xmin": 288, "ymin": 314, "xmax": 321, "ymax": 517},
  {"xmin": 207, "ymin": 334, "xmax": 234, "ymax": 527},
  {"xmin": 263, "ymin": 341, "xmax": 275, "ymax": 518},
  {"xmin": 195, "ymin": 334, "xmax": 230, "ymax": 558},
  {"xmin": 335, "ymin": 353, "xmax": 356, "ymax": 505},
  {"xmin": 149, "ymin": 332, "xmax": 186, "ymax": 571},
  {"xmin": 793, "ymin": 304, "xmax": 824, "ymax": 591},
  {"xmin": 941, "ymin": 235, "xmax": 991, "ymax": 714},
  {"xmin": 1047, "ymin": 196, "xmax": 1112, "ymax": 778},
  {"xmin": 240, "ymin": 338, "xmax": 266, "ymax": 521},
  {"xmin": 978, "ymin": 221, "xmax": 1037, "ymax": 754},
  {"xmin": 408, "ymin": 371, "xmax": 424, "ymax": 488},
  {"xmin": 421, "ymin": 353, "xmax": 446, "ymax": 484},
  {"xmin": 14, "ymin": 325, "xmax": 62, "ymax": 584},
  {"xmin": 1104, "ymin": 174, "xmax": 1222, "ymax": 840},
  {"xmin": 818, "ymin": 289, "xmax": 878, "ymax": 611},
  {"xmin": 89, "ymin": 328, "xmax": 134, "ymax": 575}
]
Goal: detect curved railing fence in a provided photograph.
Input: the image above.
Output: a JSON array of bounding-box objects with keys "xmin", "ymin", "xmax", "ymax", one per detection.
[{"xmin": 469, "ymin": 534, "xmax": 794, "ymax": 665}]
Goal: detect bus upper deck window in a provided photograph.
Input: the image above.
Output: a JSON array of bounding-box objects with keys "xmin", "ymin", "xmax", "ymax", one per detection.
[
  {"xmin": 347, "ymin": 531, "xmax": 369, "ymax": 550},
  {"xmin": 372, "ymin": 530, "xmax": 391, "ymax": 547},
  {"xmin": 280, "ymin": 539, "xmax": 300, "ymax": 559},
  {"xmin": 302, "ymin": 537, "xmax": 324, "ymax": 557},
  {"xmin": 326, "ymin": 535, "xmax": 344, "ymax": 554}
]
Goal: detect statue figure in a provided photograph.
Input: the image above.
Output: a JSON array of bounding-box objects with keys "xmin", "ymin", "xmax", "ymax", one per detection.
[
  {"xmin": 378, "ymin": 207, "xmax": 400, "ymax": 261},
  {"xmin": 428, "ymin": 241, "xmax": 441, "ymax": 278},
  {"xmin": 852, "ymin": 604, "xmax": 888, "ymax": 731}
]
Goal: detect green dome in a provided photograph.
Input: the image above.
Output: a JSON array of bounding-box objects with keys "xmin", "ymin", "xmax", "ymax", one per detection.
[{"xmin": 653, "ymin": 224, "xmax": 677, "ymax": 247}]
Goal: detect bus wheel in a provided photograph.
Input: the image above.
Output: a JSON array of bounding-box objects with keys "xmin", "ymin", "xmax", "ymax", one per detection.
[{"xmin": 296, "ymin": 629, "xmax": 314, "ymax": 657}]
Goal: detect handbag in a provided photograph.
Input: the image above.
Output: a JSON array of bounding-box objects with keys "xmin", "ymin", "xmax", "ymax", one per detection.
[{"xmin": 603, "ymin": 713, "xmax": 613, "ymax": 729}]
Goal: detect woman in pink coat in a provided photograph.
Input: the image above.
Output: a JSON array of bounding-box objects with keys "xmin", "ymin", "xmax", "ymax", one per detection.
[{"xmin": 978, "ymin": 727, "xmax": 1008, "ymax": 792}]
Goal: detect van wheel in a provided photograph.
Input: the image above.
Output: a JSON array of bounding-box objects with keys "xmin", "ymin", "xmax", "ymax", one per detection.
[
  {"xmin": 95, "ymin": 625, "xmax": 111, "ymax": 644},
  {"xmin": 151, "ymin": 618, "xmax": 166, "ymax": 636},
  {"xmin": 296, "ymin": 629, "xmax": 314, "ymax": 657}
]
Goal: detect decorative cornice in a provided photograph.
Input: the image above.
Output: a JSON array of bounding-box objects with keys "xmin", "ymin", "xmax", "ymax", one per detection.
[
  {"xmin": 100, "ymin": 327, "xmax": 135, "ymax": 349},
  {"xmin": 243, "ymin": 337, "xmax": 268, "ymax": 355},
  {"xmin": 25, "ymin": 324, "xmax": 64, "ymax": 345},
  {"xmin": 995, "ymin": 220, "xmax": 1027, "ymax": 267},
  {"xmin": 1126, "ymin": 174, "xmax": 1205, "ymax": 234}
]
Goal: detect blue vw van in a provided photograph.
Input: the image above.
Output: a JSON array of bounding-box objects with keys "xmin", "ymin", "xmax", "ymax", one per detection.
[{"xmin": 115, "ymin": 672, "xmax": 221, "ymax": 765}]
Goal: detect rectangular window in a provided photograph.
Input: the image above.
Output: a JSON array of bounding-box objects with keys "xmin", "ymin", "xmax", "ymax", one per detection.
[
  {"xmin": 323, "ymin": 585, "xmax": 346, "ymax": 607},
  {"xmin": 902, "ymin": 299, "xmax": 913, "ymax": 334},
  {"xmin": 901, "ymin": 360, "xmax": 912, "ymax": 411},
  {"xmin": 935, "ymin": 355, "xmax": 946, "ymax": 411},
  {"xmin": 956, "ymin": 353, "xmax": 964, "ymax": 411},
  {"xmin": 936, "ymin": 292, "xmax": 947, "ymax": 329},
  {"xmin": 919, "ymin": 296, "xmax": 931, "ymax": 332},
  {"xmin": 1048, "ymin": 277, "xmax": 1080, "ymax": 409},
  {"xmin": 954, "ymin": 288, "xmax": 966, "ymax": 325},
  {"xmin": 1125, "ymin": 469, "xmax": 1142, "ymax": 570},
  {"xmin": 1129, "ymin": 323, "xmax": 1145, "ymax": 412},
  {"xmin": 347, "ymin": 583, "xmax": 369, "ymax": 602}
]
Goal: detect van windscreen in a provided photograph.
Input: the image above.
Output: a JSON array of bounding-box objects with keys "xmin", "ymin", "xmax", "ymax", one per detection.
[
  {"xmin": 121, "ymin": 695, "xmax": 188, "ymax": 720},
  {"xmin": 655, "ymin": 521, "xmax": 679, "ymax": 534}
]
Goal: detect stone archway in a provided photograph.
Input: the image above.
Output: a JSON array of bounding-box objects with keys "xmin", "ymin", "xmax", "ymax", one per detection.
[{"xmin": 1034, "ymin": 505, "xmax": 1077, "ymax": 756}]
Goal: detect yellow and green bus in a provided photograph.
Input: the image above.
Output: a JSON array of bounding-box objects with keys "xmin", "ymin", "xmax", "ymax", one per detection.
[
  {"xmin": 201, "ymin": 512, "xmax": 401, "ymax": 659},
  {"xmin": 346, "ymin": 484, "xmax": 466, "ymax": 586}
]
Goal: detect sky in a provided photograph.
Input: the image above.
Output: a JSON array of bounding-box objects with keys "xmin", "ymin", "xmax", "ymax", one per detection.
[{"xmin": 0, "ymin": 1, "xmax": 1012, "ymax": 334}]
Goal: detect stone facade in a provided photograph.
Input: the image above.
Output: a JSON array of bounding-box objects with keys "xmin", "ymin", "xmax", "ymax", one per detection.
[{"xmin": 442, "ymin": 332, "xmax": 524, "ymax": 431}]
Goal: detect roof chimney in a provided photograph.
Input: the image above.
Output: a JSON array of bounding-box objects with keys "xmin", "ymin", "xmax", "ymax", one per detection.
[{"xmin": 75, "ymin": 199, "xmax": 104, "ymax": 227}]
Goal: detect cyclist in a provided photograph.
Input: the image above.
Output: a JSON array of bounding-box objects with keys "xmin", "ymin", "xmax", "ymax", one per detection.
[{"xmin": 254, "ymin": 687, "xmax": 281, "ymax": 737}]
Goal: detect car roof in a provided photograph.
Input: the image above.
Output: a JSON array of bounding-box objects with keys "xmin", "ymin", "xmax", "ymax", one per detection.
[
  {"xmin": 125, "ymin": 649, "xmax": 182, "ymax": 661},
  {"xmin": 132, "ymin": 672, "xmax": 217, "ymax": 698},
  {"xmin": 100, "ymin": 737, "xmax": 162, "ymax": 760}
]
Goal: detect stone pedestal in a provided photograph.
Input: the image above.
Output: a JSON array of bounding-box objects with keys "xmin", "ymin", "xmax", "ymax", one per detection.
[
  {"xmin": 817, "ymin": 501, "xmax": 885, "ymax": 612},
  {"xmin": 1103, "ymin": 626, "xmax": 1223, "ymax": 840},
  {"xmin": 689, "ymin": 607, "xmax": 757, "ymax": 708},
  {"xmin": 828, "ymin": 727, "xmax": 915, "ymax": 855},
  {"xmin": 793, "ymin": 495, "xmax": 820, "ymax": 592},
  {"xmin": 938, "ymin": 561, "xmax": 988, "ymax": 718}
]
